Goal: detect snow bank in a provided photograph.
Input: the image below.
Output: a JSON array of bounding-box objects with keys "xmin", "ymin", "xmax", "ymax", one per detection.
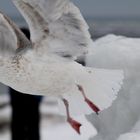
[{"xmin": 86, "ymin": 34, "xmax": 140, "ymax": 140}]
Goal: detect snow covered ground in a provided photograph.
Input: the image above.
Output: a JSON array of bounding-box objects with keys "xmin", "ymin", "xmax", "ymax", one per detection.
[
  {"xmin": 0, "ymin": 34, "xmax": 140, "ymax": 140},
  {"xmin": 86, "ymin": 34, "xmax": 140, "ymax": 140}
]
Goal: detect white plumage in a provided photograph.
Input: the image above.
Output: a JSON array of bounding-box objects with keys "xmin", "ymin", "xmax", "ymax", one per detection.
[{"xmin": 0, "ymin": 0, "xmax": 123, "ymax": 133}]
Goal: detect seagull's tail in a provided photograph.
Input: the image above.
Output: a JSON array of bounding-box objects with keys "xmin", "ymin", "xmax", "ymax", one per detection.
[{"xmin": 58, "ymin": 68, "xmax": 124, "ymax": 116}]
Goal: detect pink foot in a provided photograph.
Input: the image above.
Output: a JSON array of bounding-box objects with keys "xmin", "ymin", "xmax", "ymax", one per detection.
[
  {"xmin": 62, "ymin": 98, "xmax": 82, "ymax": 134},
  {"xmin": 77, "ymin": 85, "xmax": 100, "ymax": 115},
  {"xmin": 85, "ymin": 98, "xmax": 100, "ymax": 115},
  {"xmin": 68, "ymin": 117, "xmax": 82, "ymax": 134}
]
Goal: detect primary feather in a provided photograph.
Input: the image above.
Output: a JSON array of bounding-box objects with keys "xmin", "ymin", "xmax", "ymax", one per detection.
[{"xmin": 12, "ymin": 0, "xmax": 91, "ymax": 59}]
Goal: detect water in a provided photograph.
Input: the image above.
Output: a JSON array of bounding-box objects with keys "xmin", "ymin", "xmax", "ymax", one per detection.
[
  {"xmin": 13, "ymin": 16, "xmax": 140, "ymax": 39},
  {"xmin": 86, "ymin": 18, "xmax": 140, "ymax": 39}
]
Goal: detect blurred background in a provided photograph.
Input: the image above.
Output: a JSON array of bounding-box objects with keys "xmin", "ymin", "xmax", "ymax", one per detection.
[
  {"xmin": 0, "ymin": 0, "xmax": 140, "ymax": 140},
  {"xmin": 1, "ymin": 0, "xmax": 140, "ymax": 38}
]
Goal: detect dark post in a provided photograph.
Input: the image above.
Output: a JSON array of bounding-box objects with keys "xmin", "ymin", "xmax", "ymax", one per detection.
[{"xmin": 9, "ymin": 28, "xmax": 41, "ymax": 140}]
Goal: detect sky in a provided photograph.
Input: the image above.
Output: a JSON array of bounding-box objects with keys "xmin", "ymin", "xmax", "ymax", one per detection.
[{"xmin": 0, "ymin": 0, "xmax": 140, "ymax": 19}]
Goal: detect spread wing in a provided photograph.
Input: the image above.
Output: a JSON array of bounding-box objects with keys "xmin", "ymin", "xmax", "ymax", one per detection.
[
  {"xmin": 0, "ymin": 12, "xmax": 31, "ymax": 57},
  {"xmin": 12, "ymin": 0, "xmax": 92, "ymax": 58}
]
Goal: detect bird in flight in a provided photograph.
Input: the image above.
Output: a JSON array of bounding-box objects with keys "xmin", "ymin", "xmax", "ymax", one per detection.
[{"xmin": 0, "ymin": 0, "xmax": 123, "ymax": 134}]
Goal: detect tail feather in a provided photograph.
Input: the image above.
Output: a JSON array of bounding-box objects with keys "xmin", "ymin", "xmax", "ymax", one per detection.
[{"xmin": 58, "ymin": 68, "xmax": 124, "ymax": 116}]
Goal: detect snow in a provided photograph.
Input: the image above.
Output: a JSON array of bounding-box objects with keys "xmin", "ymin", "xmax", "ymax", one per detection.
[
  {"xmin": 118, "ymin": 133, "xmax": 140, "ymax": 140},
  {"xmin": 86, "ymin": 34, "xmax": 140, "ymax": 140},
  {"xmin": 40, "ymin": 97, "xmax": 97, "ymax": 140},
  {"xmin": 117, "ymin": 118, "xmax": 140, "ymax": 140},
  {"xmin": 41, "ymin": 115, "xmax": 97, "ymax": 140}
]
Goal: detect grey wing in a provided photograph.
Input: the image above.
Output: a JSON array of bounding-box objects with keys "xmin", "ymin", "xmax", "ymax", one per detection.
[
  {"xmin": 0, "ymin": 12, "xmax": 31, "ymax": 57},
  {"xmin": 12, "ymin": 0, "xmax": 92, "ymax": 59}
]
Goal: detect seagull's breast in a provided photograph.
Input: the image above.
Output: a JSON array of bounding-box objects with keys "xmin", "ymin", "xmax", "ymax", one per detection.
[{"xmin": 0, "ymin": 53, "xmax": 80, "ymax": 96}]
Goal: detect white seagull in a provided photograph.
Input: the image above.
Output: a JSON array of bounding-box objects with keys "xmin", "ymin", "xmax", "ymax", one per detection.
[{"xmin": 0, "ymin": 0, "xmax": 123, "ymax": 134}]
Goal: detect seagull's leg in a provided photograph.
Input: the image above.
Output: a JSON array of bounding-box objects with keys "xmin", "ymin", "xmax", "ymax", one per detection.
[
  {"xmin": 77, "ymin": 85, "xmax": 100, "ymax": 115},
  {"xmin": 62, "ymin": 98, "xmax": 82, "ymax": 134}
]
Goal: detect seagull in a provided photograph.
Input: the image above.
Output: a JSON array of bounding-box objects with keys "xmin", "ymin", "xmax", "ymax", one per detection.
[{"xmin": 0, "ymin": 0, "xmax": 123, "ymax": 134}]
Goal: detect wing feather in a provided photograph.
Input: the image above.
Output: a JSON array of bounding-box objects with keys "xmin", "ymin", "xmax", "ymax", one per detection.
[
  {"xmin": 12, "ymin": 0, "xmax": 92, "ymax": 58},
  {"xmin": 0, "ymin": 12, "xmax": 17, "ymax": 56},
  {"xmin": 0, "ymin": 12, "xmax": 31, "ymax": 56}
]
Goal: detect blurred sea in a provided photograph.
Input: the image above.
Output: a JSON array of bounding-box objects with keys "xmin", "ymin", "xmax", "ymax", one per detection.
[
  {"xmin": 13, "ymin": 16, "xmax": 140, "ymax": 39},
  {"xmin": 86, "ymin": 17, "xmax": 140, "ymax": 39}
]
